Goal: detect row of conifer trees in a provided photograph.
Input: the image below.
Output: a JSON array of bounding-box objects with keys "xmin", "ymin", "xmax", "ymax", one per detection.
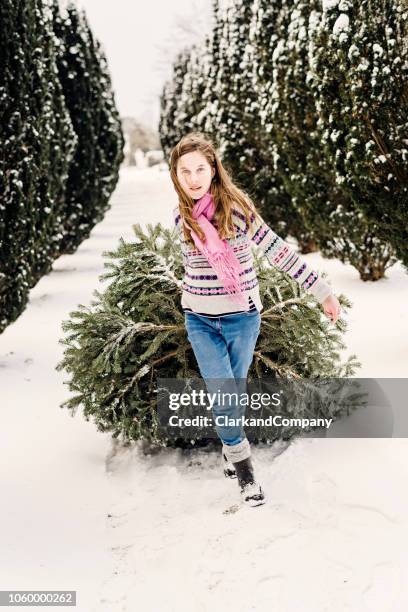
[
  {"xmin": 159, "ymin": 0, "xmax": 408, "ymax": 279},
  {"xmin": 0, "ymin": 0, "xmax": 124, "ymax": 333}
]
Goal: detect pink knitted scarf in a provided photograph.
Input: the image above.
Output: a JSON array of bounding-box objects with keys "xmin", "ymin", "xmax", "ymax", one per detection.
[{"xmin": 182, "ymin": 191, "xmax": 249, "ymax": 309}]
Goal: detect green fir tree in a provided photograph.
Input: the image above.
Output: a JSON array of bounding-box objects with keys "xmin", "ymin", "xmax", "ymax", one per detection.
[{"xmin": 57, "ymin": 223, "xmax": 361, "ymax": 448}]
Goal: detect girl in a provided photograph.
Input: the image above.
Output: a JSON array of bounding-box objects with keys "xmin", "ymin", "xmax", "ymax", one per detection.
[{"xmin": 170, "ymin": 132, "xmax": 341, "ymax": 507}]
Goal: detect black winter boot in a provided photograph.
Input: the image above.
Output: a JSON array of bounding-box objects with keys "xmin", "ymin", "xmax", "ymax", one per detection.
[{"xmin": 232, "ymin": 457, "xmax": 266, "ymax": 507}]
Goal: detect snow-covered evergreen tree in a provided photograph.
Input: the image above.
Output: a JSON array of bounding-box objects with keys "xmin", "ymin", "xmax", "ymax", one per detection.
[
  {"xmin": 0, "ymin": 0, "xmax": 76, "ymax": 332},
  {"xmin": 194, "ymin": 0, "xmax": 224, "ymax": 142},
  {"xmin": 215, "ymin": 0, "xmax": 264, "ymax": 189},
  {"xmin": 308, "ymin": 0, "xmax": 407, "ymax": 271},
  {"xmin": 159, "ymin": 49, "xmax": 191, "ymax": 162},
  {"xmin": 262, "ymin": 0, "xmax": 397, "ymax": 278},
  {"xmin": 198, "ymin": 2, "xmax": 236, "ymax": 148},
  {"xmin": 251, "ymin": 0, "xmax": 298, "ymax": 239},
  {"xmin": 52, "ymin": 1, "xmax": 124, "ymax": 254},
  {"xmin": 172, "ymin": 39, "xmax": 212, "ymax": 140}
]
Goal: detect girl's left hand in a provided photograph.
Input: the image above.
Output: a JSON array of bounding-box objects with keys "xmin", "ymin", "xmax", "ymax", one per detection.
[{"xmin": 322, "ymin": 294, "xmax": 341, "ymax": 324}]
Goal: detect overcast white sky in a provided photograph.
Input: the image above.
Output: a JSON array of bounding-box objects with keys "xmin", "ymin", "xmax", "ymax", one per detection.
[{"xmin": 75, "ymin": 0, "xmax": 212, "ymax": 130}]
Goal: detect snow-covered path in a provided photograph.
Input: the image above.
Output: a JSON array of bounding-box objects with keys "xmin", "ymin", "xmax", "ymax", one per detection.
[{"xmin": 0, "ymin": 166, "xmax": 407, "ymax": 612}]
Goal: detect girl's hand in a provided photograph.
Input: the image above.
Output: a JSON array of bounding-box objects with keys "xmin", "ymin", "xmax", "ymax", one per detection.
[{"xmin": 322, "ymin": 294, "xmax": 341, "ymax": 324}]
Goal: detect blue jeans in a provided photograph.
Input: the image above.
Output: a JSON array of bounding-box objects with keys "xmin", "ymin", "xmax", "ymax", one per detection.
[{"xmin": 184, "ymin": 309, "xmax": 261, "ymax": 447}]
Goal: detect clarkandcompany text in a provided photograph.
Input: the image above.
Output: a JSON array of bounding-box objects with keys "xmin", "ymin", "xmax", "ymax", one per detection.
[{"xmin": 168, "ymin": 415, "xmax": 333, "ymax": 429}]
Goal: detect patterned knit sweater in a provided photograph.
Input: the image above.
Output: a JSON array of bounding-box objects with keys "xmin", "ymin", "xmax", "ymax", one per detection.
[{"xmin": 173, "ymin": 203, "xmax": 333, "ymax": 317}]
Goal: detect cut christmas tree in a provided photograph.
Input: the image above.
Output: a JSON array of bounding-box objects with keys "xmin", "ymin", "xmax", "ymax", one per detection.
[{"xmin": 56, "ymin": 223, "xmax": 361, "ymax": 449}]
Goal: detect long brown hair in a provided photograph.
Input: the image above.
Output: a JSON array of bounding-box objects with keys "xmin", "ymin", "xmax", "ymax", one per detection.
[{"xmin": 169, "ymin": 132, "xmax": 262, "ymax": 248}]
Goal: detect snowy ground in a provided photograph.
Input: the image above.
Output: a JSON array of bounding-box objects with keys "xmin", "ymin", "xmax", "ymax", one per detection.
[{"xmin": 0, "ymin": 166, "xmax": 407, "ymax": 612}]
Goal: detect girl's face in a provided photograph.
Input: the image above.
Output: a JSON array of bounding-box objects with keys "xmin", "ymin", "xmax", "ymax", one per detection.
[{"xmin": 176, "ymin": 150, "xmax": 215, "ymax": 200}]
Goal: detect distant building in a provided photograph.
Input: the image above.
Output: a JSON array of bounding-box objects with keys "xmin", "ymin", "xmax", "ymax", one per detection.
[{"xmin": 121, "ymin": 117, "xmax": 161, "ymax": 167}]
